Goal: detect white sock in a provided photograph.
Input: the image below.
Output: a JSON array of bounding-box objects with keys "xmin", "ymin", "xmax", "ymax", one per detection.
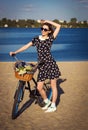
[
  {"xmin": 44, "ymin": 98, "xmax": 49, "ymax": 103},
  {"xmin": 51, "ymin": 102, "xmax": 56, "ymax": 108}
]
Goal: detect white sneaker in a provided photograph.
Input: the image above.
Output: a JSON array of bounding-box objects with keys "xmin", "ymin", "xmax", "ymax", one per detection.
[
  {"xmin": 42, "ymin": 100, "xmax": 51, "ymax": 110},
  {"xmin": 45, "ymin": 106, "xmax": 56, "ymax": 113}
]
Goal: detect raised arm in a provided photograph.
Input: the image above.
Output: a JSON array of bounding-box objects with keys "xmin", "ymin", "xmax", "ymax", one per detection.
[
  {"xmin": 45, "ymin": 20, "xmax": 61, "ymax": 38},
  {"xmin": 10, "ymin": 41, "xmax": 33, "ymax": 56},
  {"xmin": 38, "ymin": 20, "xmax": 61, "ymax": 38}
]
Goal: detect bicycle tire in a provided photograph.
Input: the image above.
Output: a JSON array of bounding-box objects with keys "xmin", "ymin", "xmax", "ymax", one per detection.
[
  {"xmin": 12, "ymin": 81, "xmax": 25, "ymax": 119},
  {"xmin": 36, "ymin": 85, "xmax": 52, "ymax": 107},
  {"xmin": 36, "ymin": 96, "xmax": 44, "ymax": 107},
  {"xmin": 36, "ymin": 89, "xmax": 52, "ymax": 107},
  {"xmin": 43, "ymin": 84, "xmax": 52, "ymax": 101},
  {"xmin": 47, "ymin": 88, "xmax": 52, "ymax": 100}
]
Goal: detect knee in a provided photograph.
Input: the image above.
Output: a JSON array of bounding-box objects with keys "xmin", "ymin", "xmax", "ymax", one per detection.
[
  {"xmin": 37, "ymin": 85, "xmax": 41, "ymax": 92},
  {"xmin": 37, "ymin": 82, "xmax": 44, "ymax": 92}
]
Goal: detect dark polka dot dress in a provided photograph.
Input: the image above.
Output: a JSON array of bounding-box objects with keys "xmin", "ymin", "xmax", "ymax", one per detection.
[{"xmin": 32, "ymin": 35, "xmax": 60, "ymax": 82}]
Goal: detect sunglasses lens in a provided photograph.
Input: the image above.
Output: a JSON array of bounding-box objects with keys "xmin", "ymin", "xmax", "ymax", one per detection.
[
  {"xmin": 41, "ymin": 27, "xmax": 43, "ymax": 31},
  {"xmin": 44, "ymin": 29, "xmax": 48, "ymax": 31},
  {"xmin": 41, "ymin": 27, "xmax": 49, "ymax": 32}
]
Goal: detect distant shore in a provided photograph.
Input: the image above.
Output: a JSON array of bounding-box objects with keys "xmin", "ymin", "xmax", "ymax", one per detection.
[{"xmin": 0, "ymin": 18, "xmax": 88, "ymax": 28}]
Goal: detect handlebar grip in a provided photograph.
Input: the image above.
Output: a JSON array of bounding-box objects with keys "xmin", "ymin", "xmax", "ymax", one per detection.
[
  {"xmin": 11, "ymin": 54, "xmax": 18, "ymax": 61},
  {"xmin": 12, "ymin": 54, "xmax": 16, "ymax": 57}
]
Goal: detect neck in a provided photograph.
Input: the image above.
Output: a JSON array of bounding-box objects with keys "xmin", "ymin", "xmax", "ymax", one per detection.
[{"xmin": 42, "ymin": 35, "xmax": 48, "ymax": 39}]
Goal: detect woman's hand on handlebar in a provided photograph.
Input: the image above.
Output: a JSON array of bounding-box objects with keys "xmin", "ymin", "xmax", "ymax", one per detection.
[{"xmin": 9, "ymin": 52, "xmax": 16, "ymax": 56}]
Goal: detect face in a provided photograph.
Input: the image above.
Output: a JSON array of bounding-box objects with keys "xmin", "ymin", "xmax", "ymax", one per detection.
[{"xmin": 41, "ymin": 25, "xmax": 51, "ymax": 36}]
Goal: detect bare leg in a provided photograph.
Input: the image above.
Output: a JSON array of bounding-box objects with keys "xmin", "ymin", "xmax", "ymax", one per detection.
[
  {"xmin": 44, "ymin": 79, "xmax": 57, "ymax": 112},
  {"xmin": 37, "ymin": 81, "xmax": 47, "ymax": 100},
  {"xmin": 50, "ymin": 79, "xmax": 57, "ymax": 103}
]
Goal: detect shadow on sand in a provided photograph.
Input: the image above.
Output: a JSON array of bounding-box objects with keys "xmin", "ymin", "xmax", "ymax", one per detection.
[
  {"xmin": 56, "ymin": 78, "xmax": 66, "ymax": 106},
  {"xmin": 12, "ymin": 78, "xmax": 66, "ymax": 119}
]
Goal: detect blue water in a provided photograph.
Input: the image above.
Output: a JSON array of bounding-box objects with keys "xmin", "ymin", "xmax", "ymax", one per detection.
[{"xmin": 0, "ymin": 27, "xmax": 88, "ymax": 62}]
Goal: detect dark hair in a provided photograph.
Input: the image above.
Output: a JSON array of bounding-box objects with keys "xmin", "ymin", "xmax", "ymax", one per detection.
[{"xmin": 42, "ymin": 22, "xmax": 54, "ymax": 36}]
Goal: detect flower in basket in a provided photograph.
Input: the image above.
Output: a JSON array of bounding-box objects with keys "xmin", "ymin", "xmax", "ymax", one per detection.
[{"xmin": 15, "ymin": 61, "xmax": 33, "ymax": 75}]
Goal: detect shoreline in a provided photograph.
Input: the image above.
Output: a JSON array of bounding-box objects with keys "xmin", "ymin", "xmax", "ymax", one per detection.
[{"xmin": 0, "ymin": 60, "xmax": 88, "ymax": 63}]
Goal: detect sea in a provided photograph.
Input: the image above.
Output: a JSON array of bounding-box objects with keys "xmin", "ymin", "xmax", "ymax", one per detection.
[{"xmin": 0, "ymin": 27, "xmax": 88, "ymax": 62}]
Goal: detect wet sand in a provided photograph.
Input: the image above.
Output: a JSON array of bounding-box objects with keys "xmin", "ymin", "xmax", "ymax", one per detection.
[{"xmin": 0, "ymin": 61, "xmax": 88, "ymax": 130}]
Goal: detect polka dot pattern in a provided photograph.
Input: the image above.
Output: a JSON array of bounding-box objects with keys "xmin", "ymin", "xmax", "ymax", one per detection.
[{"xmin": 32, "ymin": 35, "xmax": 60, "ymax": 81}]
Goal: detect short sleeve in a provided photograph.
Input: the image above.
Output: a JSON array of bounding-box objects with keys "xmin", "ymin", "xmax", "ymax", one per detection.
[
  {"xmin": 32, "ymin": 36, "xmax": 39, "ymax": 46},
  {"xmin": 49, "ymin": 35, "xmax": 55, "ymax": 42},
  {"xmin": 32, "ymin": 37, "xmax": 36, "ymax": 46}
]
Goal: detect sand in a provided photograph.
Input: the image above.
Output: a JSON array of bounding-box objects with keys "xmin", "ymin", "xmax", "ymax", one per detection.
[{"xmin": 0, "ymin": 61, "xmax": 88, "ymax": 130}]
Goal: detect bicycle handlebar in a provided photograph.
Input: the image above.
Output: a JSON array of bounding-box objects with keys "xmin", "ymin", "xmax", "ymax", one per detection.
[
  {"xmin": 11, "ymin": 54, "xmax": 19, "ymax": 61},
  {"xmin": 11, "ymin": 54, "xmax": 45, "ymax": 67}
]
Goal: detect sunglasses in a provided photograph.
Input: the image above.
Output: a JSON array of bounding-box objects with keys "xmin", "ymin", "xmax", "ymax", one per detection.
[{"xmin": 41, "ymin": 27, "xmax": 49, "ymax": 32}]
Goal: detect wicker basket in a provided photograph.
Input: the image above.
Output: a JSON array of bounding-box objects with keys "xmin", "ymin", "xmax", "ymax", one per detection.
[
  {"xmin": 15, "ymin": 71, "xmax": 33, "ymax": 81},
  {"xmin": 13, "ymin": 60, "xmax": 38, "ymax": 81}
]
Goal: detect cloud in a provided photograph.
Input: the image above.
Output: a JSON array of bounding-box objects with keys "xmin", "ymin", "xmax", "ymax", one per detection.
[
  {"xmin": 21, "ymin": 4, "xmax": 35, "ymax": 12},
  {"xmin": 76, "ymin": 0, "xmax": 88, "ymax": 9},
  {"xmin": 78, "ymin": 0, "xmax": 88, "ymax": 3},
  {"xmin": 84, "ymin": 5, "xmax": 88, "ymax": 8}
]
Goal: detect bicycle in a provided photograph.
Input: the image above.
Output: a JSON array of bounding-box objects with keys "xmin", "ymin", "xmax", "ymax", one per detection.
[{"xmin": 11, "ymin": 55, "xmax": 52, "ymax": 119}]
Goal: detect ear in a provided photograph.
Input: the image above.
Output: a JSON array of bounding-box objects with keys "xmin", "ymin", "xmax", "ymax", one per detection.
[{"xmin": 49, "ymin": 30, "xmax": 51, "ymax": 33}]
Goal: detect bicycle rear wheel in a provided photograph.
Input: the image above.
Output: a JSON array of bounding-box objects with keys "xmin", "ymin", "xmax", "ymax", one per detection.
[
  {"xmin": 43, "ymin": 83, "xmax": 52, "ymax": 101},
  {"xmin": 36, "ymin": 84, "xmax": 52, "ymax": 107},
  {"xmin": 12, "ymin": 80, "xmax": 25, "ymax": 119},
  {"xmin": 37, "ymin": 87, "xmax": 52, "ymax": 107},
  {"xmin": 47, "ymin": 88, "xmax": 52, "ymax": 100}
]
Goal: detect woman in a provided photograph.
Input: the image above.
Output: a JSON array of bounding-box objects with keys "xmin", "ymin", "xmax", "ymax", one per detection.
[{"xmin": 10, "ymin": 20, "xmax": 61, "ymax": 112}]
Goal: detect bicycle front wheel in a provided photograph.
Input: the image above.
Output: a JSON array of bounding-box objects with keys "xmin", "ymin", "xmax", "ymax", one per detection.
[{"xmin": 12, "ymin": 80, "xmax": 25, "ymax": 119}]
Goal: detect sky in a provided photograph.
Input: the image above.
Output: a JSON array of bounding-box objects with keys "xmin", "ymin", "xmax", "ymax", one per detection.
[{"xmin": 0, "ymin": 0, "xmax": 88, "ymax": 21}]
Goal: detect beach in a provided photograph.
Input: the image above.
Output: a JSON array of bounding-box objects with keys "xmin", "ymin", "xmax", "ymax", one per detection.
[{"xmin": 0, "ymin": 61, "xmax": 88, "ymax": 130}]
